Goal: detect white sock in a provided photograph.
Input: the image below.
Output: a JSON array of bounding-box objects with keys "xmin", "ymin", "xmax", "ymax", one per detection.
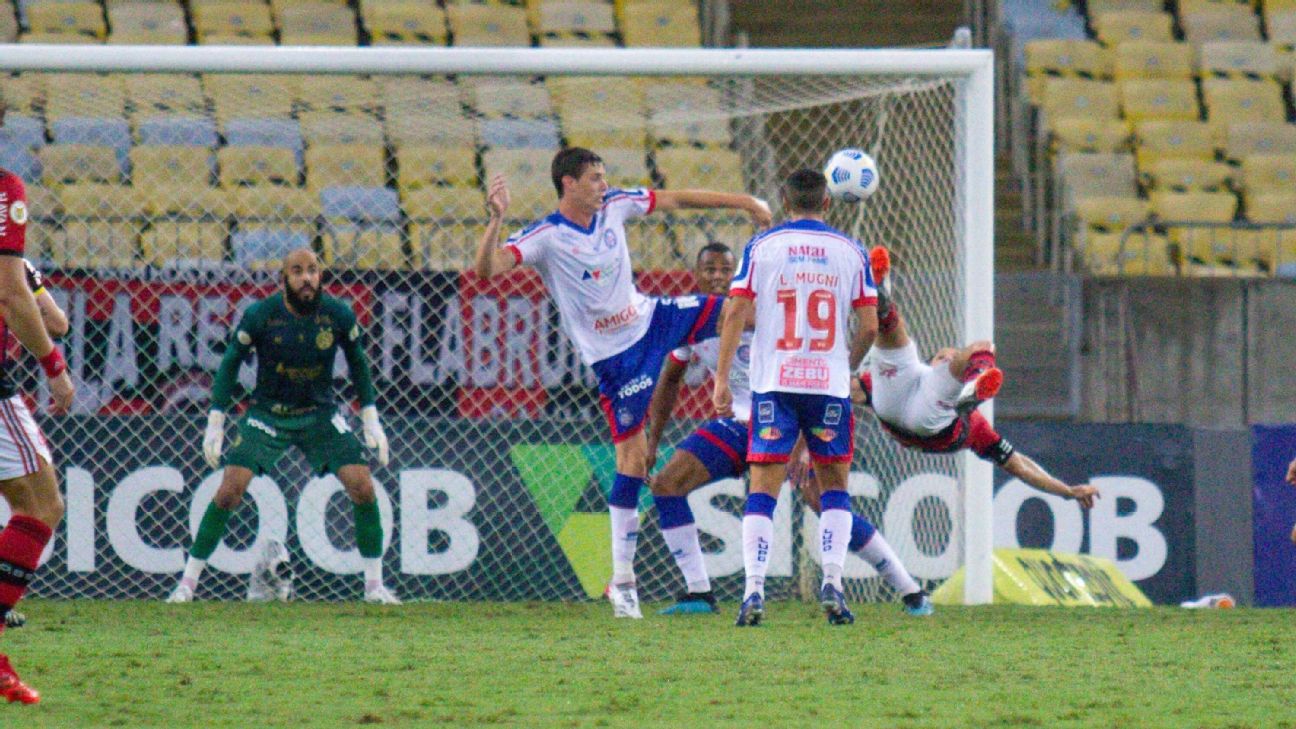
[
  {"xmin": 181, "ymin": 556, "xmax": 206, "ymax": 588},
  {"xmin": 742, "ymin": 514, "xmax": 774, "ymax": 599},
  {"xmin": 819, "ymin": 508, "xmax": 852, "ymax": 591},
  {"xmin": 662, "ymin": 523, "xmax": 711, "ymax": 594},
  {"xmin": 859, "ymin": 531, "xmax": 920, "ymax": 596},
  {"xmin": 609, "ymin": 506, "xmax": 639, "ymax": 584},
  {"xmin": 363, "ymin": 557, "xmax": 383, "ymax": 589}
]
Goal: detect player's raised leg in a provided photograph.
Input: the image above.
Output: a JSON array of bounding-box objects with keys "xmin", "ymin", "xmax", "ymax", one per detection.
[{"xmin": 169, "ymin": 464, "xmax": 255, "ymax": 602}]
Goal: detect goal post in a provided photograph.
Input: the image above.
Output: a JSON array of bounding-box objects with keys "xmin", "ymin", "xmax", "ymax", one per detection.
[{"xmin": 0, "ymin": 44, "xmax": 994, "ymax": 605}]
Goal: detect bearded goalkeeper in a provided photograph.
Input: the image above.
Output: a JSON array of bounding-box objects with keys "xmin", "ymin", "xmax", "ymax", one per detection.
[{"xmin": 167, "ymin": 248, "xmax": 398, "ymax": 604}]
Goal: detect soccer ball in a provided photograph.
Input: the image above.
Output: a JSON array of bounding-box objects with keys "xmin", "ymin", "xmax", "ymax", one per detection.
[{"xmin": 824, "ymin": 149, "xmax": 880, "ymax": 203}]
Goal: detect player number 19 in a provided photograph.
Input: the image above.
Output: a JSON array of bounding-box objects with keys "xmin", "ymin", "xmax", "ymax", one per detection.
[{"xmin": 775, "ymin": 288, "xmax": 837, "ymax": 352}]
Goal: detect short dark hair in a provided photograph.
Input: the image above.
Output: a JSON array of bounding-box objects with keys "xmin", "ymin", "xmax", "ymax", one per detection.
[
  {"xmin": 551, "ymin": 147, "xmax": 603, "ymax": 199},
  {"xmin": 782, "ymin": 168, "xmax": 828, "ymax": 213},
  {"xmin": 695, "ymin": 242, "xmax": 734, "ymax": 265}
]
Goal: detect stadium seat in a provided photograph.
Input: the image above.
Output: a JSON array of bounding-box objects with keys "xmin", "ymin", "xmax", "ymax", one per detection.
[
  {"xmin": 1112, "ymin": 41, "xmax": 1194, "ymax": 81},
  {"xmin": 52, "ymin": 183, "xmax": 142, "ymax": 268},
  {"xmin": 196, "ymin": 33, "xmax": 274, "ymax": 45},
  {"xmin": 409, "ymin": 220, "xmax": 480, "ymax": 270},
  {"xmin": 1141, "ymin": 158, "xmax": 1234, "ymax": 191},
  {"xmin": 304, "ymin": 144, "xmax": 387, "ymax": 190},
  {"xmin": 1240, "ymin": 154, "xmax": 1296, "ymax": 194},
  {"xmin": 232, "ymin": 228, "xmax": 313, "ymax": 269},
  {"xmin": 39, "ymin": 144, "xmax": 121, "ymax": 185},
  {"xmin": 645, "ymin": 82, "xmax": 732, "ymax": 146},
  {"xmin": 1074, "ymin": 195, "xmax": 1151, "ymax": 235},
  {"xmin": 551, "ymin": 77, "xmax": 648, "ymax": 148},
  {"xmin": 135, "ymin": 116, "xmax": 219, "ymax": 147},
  {"xmin": 1177, "ymin": 0, "xmax": 1255, "ymax": 12},
  {"xmin": 0, "ymin": 2, "xmax": 16, "ymax": 43},
  {"xmin": 1221, "ymin": 122, "xmax": 1296, "ymax": 162},
  {"xmin": 140, "ymin": 220, "xmax": 227, "ymax": 267},
  {"xmin": 402, "ymin": 186, "xmax": 486, "ymax": 220},
  {"xmin": 1247, "ymin": 192, "xmax": 1296, "ymax": 225},
  {"xmin": 1082, "ymin": 230, "xmax": 1175, "ymax": 275},
  {"xmin": 1054, "ymin": 151, "xmax": 1138, "ymax": 206},
  {"xmin": 535, "ymin": 1, "xmax": 616, "ymax": 34},
  {"xmin": 537, "ymin": 30, "xmax": 617, "ymax": 47},
  {"xmin": 229, "ymin": 185, "xmax": 320, "ymax": 226},
  {"xmin": 21, "ymin": 185, "xmax": 58, "ymax": 260},
  {"xmin": 1050, "ymin": 118, "xmax": 1132, "ymax": 153},
  {"xmin": 1266, "ymin": 10, "xmax": 1296, "ymax": 47},
  {"xmin": 1118, "ymin": 79, "xmax": 1201, "ymax": 122},
  {"xmin": 0, "ymin": 114, "xmax": 47, "ymax": 150},
  {"xmin": 362, "ymin": 2, "xmax": 448, "ymax": 45},
  {"xmin": 596, "ymin": 146, "xmax": 652, "ymax": 188},
  {"xmin": 108, "ymin": 2, "xmax": 187, "ymax": 44},
  {"xmin": 1091, "ymin": 11, "xmax": 1175, "ymax": 45},
  {"xmin": 1038, "ymin": 78, "xmax": 1120, "ymax": 127},
  {"xmin": 446, "ymin": 2, "xmax": 530, "ymax": 46},
  {"xmin": 126, "ymin": 74, "xmax": 206, "ymax": 118},
  {"xmin": 668, "ymin": 212, "xmax": 756, "ymax": 260},
  {"xmin": 218, "ymin": 146, "xmax": 301, "ymax": 187},
  {"xmin": 1151, "ymin": 190, "xmax": 1241, "ymax": 269},
  {"xmin": 18, "ymin": 31, "xmax": 100, "ymax": 44},
  {"xmin": 44, "ymin": 73, "xmax": 126, "ymax": 120},
  {"xmin": 299, "ymin": 112, "xmax": 385, "ymax": 146},
  {"xmin": 205, "ymin": 74, "xmax": 297, "ymax": 121},
  {"xmin": 653, "ymin": 147, "xmax": 744, "ymax": 190},
  {"xmin": 481, "ymin": 148, "xmax": 554, "ymax": 218},
  {"xmin": 387, "ymin": 110, "xmax": 478, "ymax": 148},
  {"xmin": 191, "ymin": 1, "xmax": 274, "ymax": 42},
  {"xmin": 1201, "ymin": 79, "xmax": 1286, "ymax": 132},
  {"xmin": 224, "ymin": 118, "xmax": 304, "ymax": 154},
  {"xmin": 24, "ymin": 1, "xmax": 106, "ymax": 41},
  {"xmin": 319, "ymin": 185, "xmax": 406, "ymax": 269},
  {"xmin": 1198, "ymin": 41, "xmax": 1281, "ymax": 80},
  {"xmin": 1180, "ymin": 6, "xmax": 1262, "ymax": 45},
  {"xmin": 277, "ymin": 3, "xmax": 357, "ymax": 45},
  {"xmin": 1, "ymin": 75, "xmax": 43, "ymax": 117},
  {"xmin": 469, "ymin": 79, "xmax": 554, "ymax": 119},
  {"xmin": 480, "ymin": 118, "xmax": 562, "ymax": 149},
  {"xmin": 1023, "ymin": 39, "xmax": 1111, "ymax": 103},
  {"xmin": 0, "ymin": 144, "xmax": 41, "ymax": 182},
  {"xmin": 297, "ymin": 75, "xmax": 379, "ymax": 114},
  {"xmin": 130, "ymin": 145, "xmax": 215, "ymax": 190},
  {"xmin": 394, "ymin": 145, "xmax": 478, "ymax": 190},
  {"xmin": 619, "ymin": 1, "xmax": 700, "ymax": 47},
  {"xmin": 320, "ymin": 185, "xmax": 400, "ymax": 222},
  {"xmin": 1133, "ymin": 121, "xmax": 1216, "ymax": 167},
  {"xmin": 136, "ymin": 183, "xmax": 226, "ymax": 218},
  {"xmin": 1242, "ymin": 193, "xmax": 1296, "ymax": 270},
  {"xmin": 629, "ymin": 220, "xmax": 683, "ymax": 270}
]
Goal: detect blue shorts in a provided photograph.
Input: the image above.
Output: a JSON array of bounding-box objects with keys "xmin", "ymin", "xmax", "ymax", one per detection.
[
  {"xmin": 748, "ymin": 391, "xmax": 854, "ymax": 464},
  {"xmin": 676, "ymin": 417, "xmax": 748, "ymax": 482},
  {"xmin": 592, "ymin": 295, "xmax": 722, "ymax": 442}
]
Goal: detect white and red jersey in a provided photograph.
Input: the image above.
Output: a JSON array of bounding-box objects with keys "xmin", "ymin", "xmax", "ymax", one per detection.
[
  {"xmin": 0, "ymin": 169, "xmax": 29, "ymax": 257},
  {"xmin": 730, "ymin": 218, "xmax": 875, "ymax": 398},
  {"xmin": 505, "ymin": 188, "xmax": 656, "ymax": 366},
  {"xmin": 671, "ymin": 329, "xmax": 754, "ymax": 421}
]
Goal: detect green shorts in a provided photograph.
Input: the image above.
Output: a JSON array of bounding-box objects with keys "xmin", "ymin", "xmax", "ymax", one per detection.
[{"xmin": 224, "ymin": 408, "xmax": 367, "ymax": 476}]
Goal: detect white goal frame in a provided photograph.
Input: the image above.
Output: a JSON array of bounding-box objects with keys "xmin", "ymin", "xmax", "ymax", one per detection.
[{"xmin": 0, "ymin": 44, "xmax": 995, "ymax": 604}]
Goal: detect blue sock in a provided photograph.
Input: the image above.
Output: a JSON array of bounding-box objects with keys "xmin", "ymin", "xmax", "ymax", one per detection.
[
  {"xmin": 653, "ymin": 494, "xmax": 694, "ymax": 529},
  {"xmin": 820, "ymin": 490, "xmax": 851, "ymax": 512},
  {"xmin": 849, "ymin": 514, "xmax": 877, "ymax": 553},
  {"xmin": 609, "ymin": 473, "xmax": 644, "ymax": 509},
  {"xmin": 744, "ymin": 492, "xmax": 777, "ymax": 518}
]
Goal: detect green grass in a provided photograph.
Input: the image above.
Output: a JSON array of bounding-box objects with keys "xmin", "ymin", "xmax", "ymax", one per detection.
[{"xmin": 1, "ymin": 599, "xmax": 1292, "ymax": 728}]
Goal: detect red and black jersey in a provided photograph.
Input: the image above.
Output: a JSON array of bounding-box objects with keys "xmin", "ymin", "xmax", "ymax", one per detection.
[
  {"xmin": 859, "ymin": 372, "xmax": 1015, "ymax": 466},
  {"xmin": 0, "ymin": 169, "xmax": 28, "ymax": 257}
]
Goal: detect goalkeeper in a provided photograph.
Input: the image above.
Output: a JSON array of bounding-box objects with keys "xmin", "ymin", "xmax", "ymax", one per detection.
[{"xmin": 167, "ymin": 249, "xmax": 398, "ymax": 604}]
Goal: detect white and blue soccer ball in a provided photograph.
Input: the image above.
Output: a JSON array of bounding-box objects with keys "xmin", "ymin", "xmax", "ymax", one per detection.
[{"xmin": 824, "ymin": 148, "xmax": 879, "ymax": 203}]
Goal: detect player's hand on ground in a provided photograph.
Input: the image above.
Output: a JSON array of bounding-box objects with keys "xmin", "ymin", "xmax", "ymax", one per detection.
[
  {"xmin": 202, "ymin": 410, "xmax": 225, "ymax": 469},
  {"xmin": 1070, "ymin": 484, "xmax": 1099, "ymax": 509},
  {"xmin": 712, "ymin": 382, "xmax": 733, "ymax": 418},
  {"xmin": 361, "ymin": 405, "xmax": 390, "ymax": 467},
  {"xmin": 486, "ymin": 175, "xmax": 511, "ymax": 218},
  {"xmin": 1286, "ymin": 458, "xmax": 1296, "ymax": 486},
  {"xmin": 47, "ymin": 371, "xmax": 73, "ymax": 414},
  {"xmin": 748, "ymin": 198, "xmax": 773, "ymax": 229}
]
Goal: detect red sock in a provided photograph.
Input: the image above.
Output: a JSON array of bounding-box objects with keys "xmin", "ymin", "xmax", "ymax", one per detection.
[
  {"xmin": 0, "ymin": 515, "xmax": 52, "ymax": 615},
  {"xmin": 878, "ymin": 308, "xmax": 899, "ymax": 334},
  {"xmin": 962, "ymin": 350, "xmax": 996, "ymax": 382}
]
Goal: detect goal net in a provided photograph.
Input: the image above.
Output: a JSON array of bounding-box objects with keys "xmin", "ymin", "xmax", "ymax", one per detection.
[{"xmin": 0, "ymin": 46, "xmax": 994, "ymax": 604}]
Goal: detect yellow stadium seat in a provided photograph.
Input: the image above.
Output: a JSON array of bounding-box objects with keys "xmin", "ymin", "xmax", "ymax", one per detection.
[
  {"xmin": 362, "ymin": 2, "xmax": 448, "ymax": 45},
  {"xmin": 40, "ymin": 145, "xmax": 120, "ymax": 185},
  {"xmin": 130, "ymin": 145, "xmax": 214, "ymax": 189},
  {"xmin": 402, "ymin": 186, "xmax": 485, "ymax": 219},
  {"xmin": 0, "ymin": 3, "xmax": 16, "ymax": 43},
  {"xmin": 653, "ymin": 147, "xmax": 744, "ymax": 190},
  {"xmin": 1074, "ymin": 195, "xmax": 1151, "ymax": 234},
  {"xmin": 51, "ymin": 183, "xmax": 142, "ymax": 268},
  {"xmin": 191, "ymin": 1, "xmax": 275, "ymax": 40},
  {"xmin": 1083, "ymin": 231, "xmax": 1175, "ymax": 275},
  {"xmin": 229, "ymin": 186, "xmax": 320, "ymax": 224},
  {"xmin": 1092, "ymin": 11, "xmax": 1175, "ymax": 45},
  {"xmin": 378, "ymin": 76, "xmax": 462, "ymax": 112},
  {"xmin": 299, "ymin": 112, "xmax": 385, "ymax": 146},
  {"xmin": 1240, "ymin": 154, "xmax": 1296, "ymax": 193},
  {"xmin": 108, "ymin": 2, "xmax": 187, "ymax": 45},
  {"xmin": 1244, "ymin": 194, "xmax": 1296, "ymax": 269},
  {"xmin": 537, "ymin": 31, "xmax": 617, "ymax": 47},
  {"xmin": 320, "ymin": 225, "xmax": 406, "ymax": 269},
  {"xmin": 277, "ymin": 3, "xmax": 357, "ymax": 45},
  {"xmin": 551, "ymin": 77, "xmax": 647, "ymax": 147},
  {"xmin": 1050, "ymin": 118, "xmax": 1133, "ymax": 153},
  {"xmin": 629, "ymin": 220, "xmax": 683, "ymax": 270},
  {"xmin": 481, "ymin": 149, "xmax": 554, "ymax": 219},
  {"xmin": 140, "ymin": 221, "xmax": 227, "ymax": 267},
  {"xmin": 668, "ymin": 213, "xmax": 756, "ymax": 259},
  {"xmin": 387, "ymin": 110, "xmax": 478, "ymax": 148},
  {"xmin": 1, "ymin": 74, "xmax": 44, "ymax": 116},
  {"xmin": 1267, "ymin": 10, "xmax": 1296, "ymax": 47},
  {"xmin": 645, "ymin": 82, "xmax": 731, "ymax": 146},
  {"xmin": 410, "ymin": 221, "xmax": 480, "ymax": 270},
  {"xmin": 1088, "ymin": 0, "xmax": 1164, "ymax": 12},
  {"xmin": 204, "ymin": 74, "xmax": 298, "ymax": 120},
  {"xmin": 44, "ymin": 73, "xmax": 126, "ymax": 120},
  {"xmin": 1222, "ymin": 122, "xmax": 1296, "ymax": 162},
  {"xmin": 1198, "ymin": 41, "xmax": 1281, "ymax": 80},
  {"xmin": 1024, "ymin": 39, "xmax": 1111, "ymax": 91},
  {"xmin": 24, "ymin": 184, "xmax": 59, "ymax": 220},
  {"xmin": 1201, "ymin": 79, "xmax": 1286, "ymax": 130},
  {"xmin": 1178, "ymin": 0, "xmax": 1255, "ymax": 12},
  {"xmin": 468, "ymin": 79, "xmax": 554, "ymax": 119},
  {"xmin": 394, "ymin": 146, "xmax": 478, "ymax": 190},
  {"xmin": 305, "ymin": 144, "xmax": 387, "ymax": 190},
  {"xmin": 1142, "ymin": 158, "xmax": 1234, "ymax": 191},
  {"xmin": 619, "ymin": 1, "xmax": 700, "ymax": 47},
  {"xmin": 596, "ymin": 147, "xmax": 652, "ymax": 188},
  {"xmin": 218, "ymin": 146, "xmax": 300, "ymax": 188},
  {"xmin": 25, "ymin": 1, "xmax": 105, "ymax": 40},
  {"xmin": 296, "ymin": 75, "xmax": 378, "ymax": 114},
  {"xmin": 1112, "ymin": 41, "xmax": 1194, "ymax": 81},
  {"xmin": 135, "ymin": 184, "xmax": 226, "ymax": 217},
  {"xmin": 1055, "ymin": 152, "xmax": 1139, "ymax": 204},
  {"xmin": 125, "ymin": 74, "xmax": 206, "ymax": 117},
  {"xmin": 1118, "ymin": 78, "xmax": 1200, "ymax": 122},
  {"xmin": 1180, "ymin": 7, "xmax": 1262, "ymax": 45},
  {"xmin": 1152, "ymin": 190, "xmax": 1240, "ymax": 267},
  {"xmin": 1039, "ymin": 79, "xmax": 1120, "ymax": 126},
  {"xmin": 535, "ymin": 1, "xmax": 616, "ymax": 34},
  {"xmin": 19, "ymin": 31, "xmax": 104, "ymax": 44},
  {"xmin": 1133, "ymin": 121, "xmax": 1216, "ymax": 167},
  {"xmin": 446, "ymin": 2, "xmax": 530, "ymax": 46},
  {"xmin": 196, "ymin": 33, "xmax": 274, "ymax": 45}
]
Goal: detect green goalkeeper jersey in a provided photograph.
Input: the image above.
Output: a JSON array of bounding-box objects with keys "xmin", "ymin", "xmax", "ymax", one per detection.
[{"xmin": 210, "ymin": 292, "xmax": 376, "ymax": 416}]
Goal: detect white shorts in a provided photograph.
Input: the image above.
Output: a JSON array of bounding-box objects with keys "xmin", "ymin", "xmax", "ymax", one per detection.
[
  {"xmin": 0, "ymin": 395, "xmax": 52, "ymax": 481},
  {"xmin": 868, "ymin": 340, "xmax": 963, "ymax": 436}
]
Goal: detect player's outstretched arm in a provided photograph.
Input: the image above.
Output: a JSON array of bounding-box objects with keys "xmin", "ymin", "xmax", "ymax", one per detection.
[
  {"xmin": 645, "ymin": 355, "xmax": 688, "ymax": 473},
  {"xmin": 653, "ymin": 190, "xmax": 772, "ymax": 228},
  {"xmin": 1002, "ymin": 451, "xmax": 1099, "ymax": 509},
  {"xmin": 1286, "ymin": 457, "xmax": 1296, "ymax": 487},
  {"xmin": 0, "ymin": 256, "xmax": 71, "ymax": 413},
  {"xmin": 473, "ymin": 174, "xmax": 521, "ymax": 279},
  {"xmin": 712, "ymin": 297, "xmax": 751, "ymax": 418}
]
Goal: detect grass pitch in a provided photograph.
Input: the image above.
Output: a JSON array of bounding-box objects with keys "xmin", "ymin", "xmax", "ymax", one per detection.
[{"xmin": 2, "ymin": 599, "xmax": 1292, "ymax": 728}]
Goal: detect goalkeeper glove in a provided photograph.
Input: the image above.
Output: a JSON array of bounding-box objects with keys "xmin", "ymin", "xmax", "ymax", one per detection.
[
  {"xmin": 361, "ymin": 405, "xmax": 389, "ymax": 467},
  {"xmin": 203, "ymin": 410, "xmax": 226, "ymax": 469}
]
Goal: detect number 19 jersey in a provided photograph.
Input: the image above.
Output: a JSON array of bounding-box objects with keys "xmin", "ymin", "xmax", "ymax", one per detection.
[{"xmin": 729, "ymin": 218, "xmax": 875, "ymax": 399}]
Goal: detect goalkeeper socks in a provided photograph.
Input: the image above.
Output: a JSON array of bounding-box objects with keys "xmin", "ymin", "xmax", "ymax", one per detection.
[
  {"xmin": 609, "ymin": 473, "xmax": 644, "ymax": 585},
  {"xmin": 179, "ymin": 556, "xmax": 206, "ymax": 589},
  {"xmin": 654, "ymin": 494, "xmax": 710, "ymax": 594},
  {"xmin": 0, "ymin": 515, "xmax": 51, "ymax": 623},
  {"xmin": 818, "ymin": 491, "xmax": 852, "ymax": 591},
  {"xmin": 848, "ymin": 514, "xmax": 877, "ymax": 553},
  {"xmin": 363, "ymin": 558, "xmax": 382, "ymax": 589},
  {"xmin": 962, "ymin": 350, "xmax": 996, "ymax": 382},
  {"xmin": 858, "ymin": 530, "xmax": 921, "ymax": 597},
  {"xmin": 742, "ymin": 492, "xmax": 777, "ymax": 599},
  {"xmin": 190, "ymin": 503, "xmax": 233, "ymax": 561},
  {"xmin": 352, "ymin": 500, "xmax": 383, "ymax": 559}
]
